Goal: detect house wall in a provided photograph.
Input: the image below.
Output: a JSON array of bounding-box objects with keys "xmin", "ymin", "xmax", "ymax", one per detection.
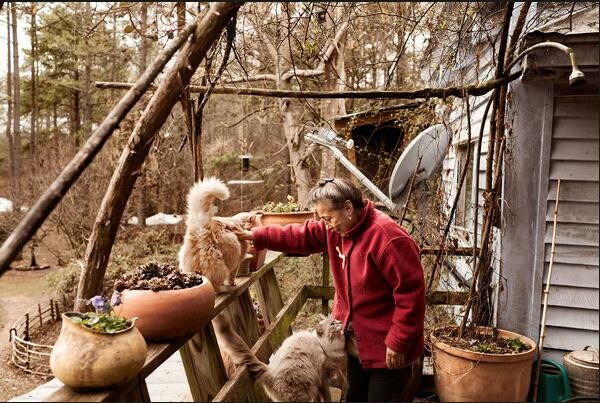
[
  {"xmin": 438, "ymin": 5, "xmax": 599, "ymax": 360},
  {"xmin": 500, "ymin": 61, "xmax": 599, "ymax": 361}
]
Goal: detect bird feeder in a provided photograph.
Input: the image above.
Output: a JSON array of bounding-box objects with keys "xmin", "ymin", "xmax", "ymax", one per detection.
[{"xmin": 239, "ymin": 154, "xmax": 252, "ymax": 172}]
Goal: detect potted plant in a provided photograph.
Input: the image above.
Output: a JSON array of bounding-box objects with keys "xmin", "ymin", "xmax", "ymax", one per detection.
[
  {"xmin": 244, "ymin": 196, "xmax": 316, "ymax": 269},
  {"xmin": 430, "ymin": 325, "xmax": 536, "ymax": 402},
  {"xmin": 50, "ymin": 294, "xmax": 147, "ymax": 390},
  {"xmin": 255, "ymin": 195, "xmax": 316, "ymax": 226},
  {"xmin": 114, "ymin": 261, "xmax": 215, "ymax": 341}
]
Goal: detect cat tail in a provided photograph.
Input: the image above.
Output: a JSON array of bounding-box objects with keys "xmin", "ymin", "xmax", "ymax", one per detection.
[
  {"xmin": 213, "ymin": 313, "xmax": 272, "ymax": 382},
  {"xmin": 186, "ymin": 176, "xmax": 230, "ymax": 229}
]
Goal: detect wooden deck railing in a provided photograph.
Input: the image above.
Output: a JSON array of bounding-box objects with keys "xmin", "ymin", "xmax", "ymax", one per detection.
[{"xmin": 34, "ymin": 251, "xmax": 467, "ymax": 402}]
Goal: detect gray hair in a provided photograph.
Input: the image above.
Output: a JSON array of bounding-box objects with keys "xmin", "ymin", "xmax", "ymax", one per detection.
[{"xmin": 307, "ymin": 178, "xmax": 365, "ymax": 209}]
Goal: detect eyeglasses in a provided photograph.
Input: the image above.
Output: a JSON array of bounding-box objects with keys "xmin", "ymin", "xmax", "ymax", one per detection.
[{"xmin": 318, "ymin": 178, "xmax": 334, "ymax": 186}]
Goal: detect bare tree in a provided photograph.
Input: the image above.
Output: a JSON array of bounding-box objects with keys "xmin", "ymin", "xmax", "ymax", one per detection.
[
  {"xmin": 6, "ymin": 6, "xmax": 15, "ymax": 200},
  {"xmin": 11, "ymin": 3, "xmax": 22, "ymax": 201},
  {"xmin": 320, "ymin": 4, "xmax": 348, "ymax": 179},
  {"xmin": 30, "ymin": 2, "xmax": 38, "ymax": 165},
  {"xmin": 75, "ymin": 2, "xmax": 243, "ymax": 310},
  {"xmin": 135, "ymin": 1, "xmax": 150, "ymax": 228},
  {"xmin": 82, "ymin": 2, "xmax": 93, "ymax": 136},
  {"xmin": 226, "ymin": 3, "xmax": 351, "ymax": 203}
]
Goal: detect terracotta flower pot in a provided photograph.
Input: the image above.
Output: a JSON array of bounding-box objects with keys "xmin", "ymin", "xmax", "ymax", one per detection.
[
  {"xmin": 50, "ymin": 312, "xmax": 147, "ymax": 390},
  {"xmin": 237, "ymin": 253, "xmax": 253, "ymax": 277},
  {"xmin": 257, "ymin": 210, "xmax": 316, "ymax": 226},
  {"xmin": 116, "ymin": 277, "xmax": 215, "ymax": 341},
  {"xmin": 248, "ymin": 245, "xmax": 267, "ymax": 271},
  {"xmin": 431, "ymin": 327, "xmax": 536, "ymax": 402}
]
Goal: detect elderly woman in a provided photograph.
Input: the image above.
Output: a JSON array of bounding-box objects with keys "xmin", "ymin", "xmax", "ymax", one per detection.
[{"xmin": 234, "ymin": 178, "xmax": 425, "ymax": 402}]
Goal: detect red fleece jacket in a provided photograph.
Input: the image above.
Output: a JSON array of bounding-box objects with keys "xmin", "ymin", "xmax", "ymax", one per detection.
[{"xmin": 252, "ymin": 200, "xmax": 425, "ymax": 369}]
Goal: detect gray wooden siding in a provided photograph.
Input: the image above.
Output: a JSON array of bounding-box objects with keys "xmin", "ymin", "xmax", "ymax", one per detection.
[{"xmin": 542, "ymin": 89, "xmax": 599, "ymax": 359}]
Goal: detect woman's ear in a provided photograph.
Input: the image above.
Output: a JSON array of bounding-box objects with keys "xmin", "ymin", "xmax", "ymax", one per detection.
[{"xmin": 344, "ymin": 200, "xmax": 353, "ymax": 214}]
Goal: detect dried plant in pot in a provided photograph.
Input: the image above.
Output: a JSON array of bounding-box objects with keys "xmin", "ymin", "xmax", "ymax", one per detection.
[
  {"xmin": 50, "ymin": 295, "xmax": 147, "ymax": 390},
  {"xmin": 114, "ymin": 261, "xmax": 215, "ymax": 341}
]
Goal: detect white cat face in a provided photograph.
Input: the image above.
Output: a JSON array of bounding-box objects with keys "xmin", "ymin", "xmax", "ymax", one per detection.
[{"xmin": 315, "ymin": 316, "xmax": 343, "ymax": 340}]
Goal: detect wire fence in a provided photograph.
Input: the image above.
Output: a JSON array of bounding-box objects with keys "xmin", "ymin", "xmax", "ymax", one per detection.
[{"xmin": 9, "ymin": 299, "xmax": 64, "ymax": 376}]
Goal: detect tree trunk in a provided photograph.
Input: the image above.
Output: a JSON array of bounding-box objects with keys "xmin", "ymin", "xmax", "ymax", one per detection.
[
  {"xmin": 30, "ymin": 2, "xmax": 38, "ymax": 165},
  {"xmin": 110, "ymin": 12, "xmax": 117, "ymax": 99},
  {"xmin": 135, "ymin": 1, "xmax": 149, "ymax": 228},
  {"xmin": 82, "ymin": 2, "xmax": 92, "ymax": 137},
  {"xmin": 52, "ymin": 102, "xmax": 57, "ymax": 135},
  {"xmin": 6, "ymin": 7, "xmax": 15, "ymax": 200},
  {"xmin": 73, "ymin": 69, "xmax": 81, "ymax": 146},
  {"xmin": 11, "ymin": 3, "xmax": 21, "ymax": 201},
  {"xmin": 178, "ymin": 1, "xmax": 205, "ymax": 182},
  {"xmin": 320, "ymin": 8, "xmax": 347, "ymax": 179},
  {"xmin": 280, "ymin": 95, "xmax": 312, "ymax": 204},
  {"xmin": 74, "ymin": 2, "xmax": 243, "ymax": 311}
]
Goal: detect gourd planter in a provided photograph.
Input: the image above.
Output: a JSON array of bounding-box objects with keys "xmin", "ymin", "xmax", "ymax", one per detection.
[
  {"xmin": 431, "ymin": 327, "xmax": 537, "ymax": 402},
  {"xmin": 50, "ymin": 312, "xmax": 147, "ymax": 390},
  {"xmin": 117, "ymin": 277, "xmax": 215, "ymax": 341}
]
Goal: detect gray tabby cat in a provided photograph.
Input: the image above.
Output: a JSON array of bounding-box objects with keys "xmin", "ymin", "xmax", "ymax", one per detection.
[{"xmin": 213, "ymin": 313, "xmax": 346, "ymax": 402}]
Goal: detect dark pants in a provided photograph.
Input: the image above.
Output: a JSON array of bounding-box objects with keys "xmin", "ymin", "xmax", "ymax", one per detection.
[{"xmin": 345, "ymin": 354, "xmax": 422, "ymax": 402}]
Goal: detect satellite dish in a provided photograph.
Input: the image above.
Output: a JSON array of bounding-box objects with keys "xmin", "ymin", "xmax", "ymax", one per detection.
[{"xmin": 388, "ymin": 124, "xmax": 451, "ymax": 204}]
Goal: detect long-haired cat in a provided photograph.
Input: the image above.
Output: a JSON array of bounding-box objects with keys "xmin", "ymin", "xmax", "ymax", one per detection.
[
  {"xmin": 213, "ymin": 313, "xmax": 346, "ymax": 402},
  {"xmin": 178, "ymin": 177, "xmax": 249, "ymax": 293}
]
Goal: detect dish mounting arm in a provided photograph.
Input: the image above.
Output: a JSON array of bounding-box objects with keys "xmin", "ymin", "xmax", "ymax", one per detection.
[{"xmin": 304, "ymin": 131, "xmax": 398, "ymax": 212}]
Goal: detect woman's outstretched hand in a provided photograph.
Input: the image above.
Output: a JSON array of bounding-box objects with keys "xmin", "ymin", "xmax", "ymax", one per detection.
[{"xmin": 234, "ymin": 228, "xmax": 254, "ymax": 241}]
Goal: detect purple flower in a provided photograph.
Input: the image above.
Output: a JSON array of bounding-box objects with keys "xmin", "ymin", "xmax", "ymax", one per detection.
[
  {"xmin": 90, "ymin": 295, "xmax": 107, "ymax": 313},
  {"xmin": 110, "ymin": 290, "xmax": 122, "ymax": 307}
]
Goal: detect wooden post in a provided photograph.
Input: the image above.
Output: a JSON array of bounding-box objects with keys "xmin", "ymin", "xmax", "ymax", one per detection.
[
  {"xmin": 224, "ymin": 291, "xmax": 260, "ymax": 346},
  {"xmin": 123, "ymin": 374, "xmax": 151, "ymax": 402},
  {"xmin": 255, "ymin": 269, "xmax": 285, "ymax": 327},
  {"xmin": 38, "ymin": 303, "xmax": 43, "ymax": 327},
  {"xmin": 25, "ymin": 313, "xmax": 29, "ymax": 341},
  {"xmin": 50, "ymin": 299, "xmax": 55, "ymax": 321},
  {"xmin": 223, "ymin": 290, "xmax": 270, "ymax": 402},
  {"xmin": 180, "ymin": 323, "xmax": 229, "ymax": 401}
]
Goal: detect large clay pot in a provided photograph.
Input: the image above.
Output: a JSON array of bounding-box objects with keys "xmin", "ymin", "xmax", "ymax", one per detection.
[
  {"xmin": 116, "ymin": 277, "xmax": 215, "ymax": 341},
  {"xmin": 50, "ymin": 312, "xmax": 147, "ymax": 390},
  {"xmin": 257, "ymin": 210, "xmax": 316, "ymax": 226},
  {"xmin": 431, "ymin": 327, "xmax": 537, "ymax": 402}
]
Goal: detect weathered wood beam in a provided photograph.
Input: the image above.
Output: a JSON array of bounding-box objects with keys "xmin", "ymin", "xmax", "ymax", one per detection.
[
  {"xmin": 0, "ymin": 20, "xmax": 199, "ymax": 275},
  {"xmin": 420, "ymin": 246, "xmax": 481, "ymax": 256},
  {"xmin": 95, "ymin": 71, "xmax": 522, "ymax": 100},
  {"xmin": 426, "ymin": 291, "xmax": 469, "ymax": 306},
  {"xmin": 74, "ymin": 3, "xmax": 243, "ymax": 310},
  {"xmin": 305, "ymin": 284, "xmax": 468, "ymax": 306}
]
